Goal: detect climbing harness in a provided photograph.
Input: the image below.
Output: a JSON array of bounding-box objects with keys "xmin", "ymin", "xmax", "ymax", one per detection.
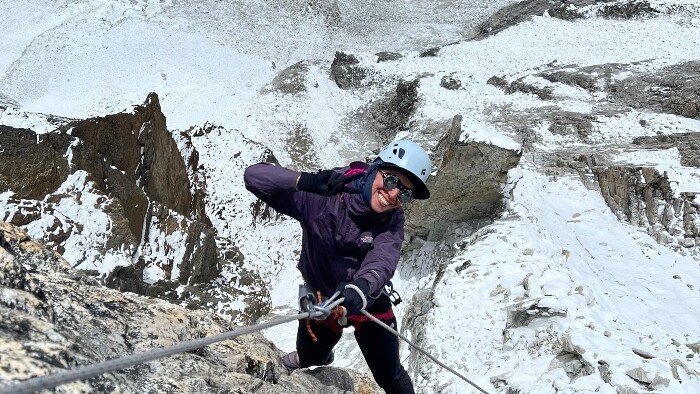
[
  {"xmin": 1, "ymin": 288, "xmax": 490, "ymax": 394},
  {"xmin": 297, "ymin": 283, "xmax": 488, "ymax": 393}
]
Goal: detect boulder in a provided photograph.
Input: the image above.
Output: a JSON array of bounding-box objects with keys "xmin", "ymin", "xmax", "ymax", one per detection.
[{"xmin": 330, "ymin": 51, "xmax": 368, "ymax": 90}]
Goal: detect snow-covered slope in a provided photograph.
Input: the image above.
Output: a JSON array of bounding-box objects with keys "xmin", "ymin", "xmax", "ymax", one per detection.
[{"xmin": 2, "ymin": 0, "xmax": 700, "ymax": 393}]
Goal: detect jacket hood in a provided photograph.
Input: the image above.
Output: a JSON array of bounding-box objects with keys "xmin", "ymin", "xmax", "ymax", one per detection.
[{"xmin": 344, "ymin": 161, "xmax": 396, "ymax": 224}]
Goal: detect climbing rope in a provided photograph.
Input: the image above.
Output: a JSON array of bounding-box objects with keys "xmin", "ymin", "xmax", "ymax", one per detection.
[
  {"xmin": 0, "ymin": 311, "xmax": 320, "ymax": 394},
  {"xmin": 310, "ymin": 288, "xmax": 490, "ymax": 393},
  {"xmin": 360, "ymin": 310, "xmax": 491, "ymax": 394},
  {"xmin": 1, "ymin": 297, "xmax": 490, "ymax": 394}
]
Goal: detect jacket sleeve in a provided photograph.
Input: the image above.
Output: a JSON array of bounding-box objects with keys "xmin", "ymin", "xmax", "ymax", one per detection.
[
  {"xmin": 243, "ymin": 162, "xmax": 307, "ymax": 221},
  {"xmin": 354, "ymin": 211, "xmax": 405, "ymax": 298}
]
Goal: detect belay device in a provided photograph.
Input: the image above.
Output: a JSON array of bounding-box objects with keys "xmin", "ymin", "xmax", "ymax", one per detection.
[{"xmin": 298, "ymin": 284, "xmax": 344, "ymax": 320}]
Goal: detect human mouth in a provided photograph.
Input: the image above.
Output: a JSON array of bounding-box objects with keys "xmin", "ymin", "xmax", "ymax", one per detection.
[{"xmin": 378, "ymin": 193, "xmax": 393, "ymax": 207}]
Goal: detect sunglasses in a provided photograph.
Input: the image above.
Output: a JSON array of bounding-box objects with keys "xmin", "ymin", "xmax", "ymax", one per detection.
[{"xmin": 379, "ymin": 170, "xmax": 413, "ymax": 204}]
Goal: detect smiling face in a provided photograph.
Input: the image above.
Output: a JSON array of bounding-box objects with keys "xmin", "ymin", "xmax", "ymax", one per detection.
[{"xmin": 369, "ymin": 168, "xmax": 414, "ymax": 213}]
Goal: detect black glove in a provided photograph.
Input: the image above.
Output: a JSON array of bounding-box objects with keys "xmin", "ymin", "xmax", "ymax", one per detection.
[
  {"xmin": 340, "ymin": 278, "xmax": 370, "ymax": 316},
  {"xmin": 297, "ymin": 170, "xmax": 363, "ymax": 196}
]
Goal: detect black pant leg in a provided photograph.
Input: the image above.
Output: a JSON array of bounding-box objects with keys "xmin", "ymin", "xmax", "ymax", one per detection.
[
  {"xmin": 295, "ymin": 320, "xmax": 342, "ymax": 367},
  {"xmin": 354, "ymin": 314, "xmax": 415, "ymax": 394}
]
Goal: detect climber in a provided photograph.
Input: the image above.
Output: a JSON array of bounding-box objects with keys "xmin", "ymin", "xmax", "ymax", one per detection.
[{"xmin": 243, "ymin": 140, "xmax": 432, "ymax": 394}]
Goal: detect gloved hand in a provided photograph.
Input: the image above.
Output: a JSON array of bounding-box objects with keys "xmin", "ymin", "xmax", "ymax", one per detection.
[
  {"xmin": 340, "ymin": 278, "xmax": 370, "ymax": 316},
  {"xmin": 297, "ymin": 170, "xmax": 363, "ymax": 196}
]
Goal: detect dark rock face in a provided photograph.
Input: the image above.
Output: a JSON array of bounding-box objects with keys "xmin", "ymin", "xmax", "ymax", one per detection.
[
  {"xmin": 365, "ymin": 79, "xmax": 421, "ymax": 144},
  {"xmin": 0, "ymin": 126, "xmax": 71, "ymax": 199},
  {"xmin": 536, "ymin": 61, "xmax": 700, "ymax": 121},
  {"xmin": 472, "ymin": 0, "xmax": 588, "ymax": 39},
  {"xmin": 174, "ymin": 130, "xmax": 211, "ymax": 227},
  {"xmin": 0, "ymin": 93, "xmax": 198, "ymax": 245},
  {"xmin": 599, "ymin": 0, "xmax": 660, "ymax": 19},
  {"xmin": 486, "ymin": 60, "xmax": 700, "ymax": 149},
  {"xmin": 488, "ymin": 75, "xmax": 553, "ymax": 100},
  {"xmin": 379, "ymin": 79, "xmax": 420, "ymax": 130},
  {"xmin": 548, "ymin": 112, "xmax": 594, "ymax": 141},
  {"xmin": 440, "ymin": 75, "xmax": 462, "ymax": 90},
  {"xmin": 285, "ymin": 123, "xmax": 321, "ymax": 172},
  {"xmin": 375, "ymin": 51, "xmax": 403, "ymax": 62},
  {"xmin": 539, "ymin": 69, "xmax": 598, "ymax": 91},
  {"xmin": 472, "ymin": 0, "xmax": 668, "ymax": 40},
  {"xmin": 105, "ymin": 201, "xmax": 220, "ymax": 297},
  {"xmin": 330, "ymin": 51, "xmax": 368, "ymax": 89},
  {"xmin": 0, "ymin": 221, "xmax": 380, "ymax": 394},
  {"xmin": 419, "ymin": 47, "xmax": 440, "ymax": 57},
  {"xmin": 405, "ymin": 116, "xmax": 522, "ymax": 241},
  {"xmin": 0, "ymin": 94, "xmax": 248, "ymax": 320},
  {"xmin": 608, "ymin": 61, "xmax": 700, "ymax": 120},
  {"xmin": 67, "ymin": 126, "xmax": 150, "ymax": 242},
  {"xmin": 67, "ymin": 92, "xmax": 194, "ymax": 224}
]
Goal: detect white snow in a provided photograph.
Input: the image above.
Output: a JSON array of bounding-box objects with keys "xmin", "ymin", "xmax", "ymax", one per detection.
[{"xmin": 2, "ymin": 0, "xmax": 700, "ymax": 393}]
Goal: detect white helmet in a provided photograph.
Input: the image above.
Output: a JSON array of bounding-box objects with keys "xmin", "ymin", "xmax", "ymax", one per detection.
[{"xmin": 377, "ymin": 140, "xmax": 431, "ymax": 199}]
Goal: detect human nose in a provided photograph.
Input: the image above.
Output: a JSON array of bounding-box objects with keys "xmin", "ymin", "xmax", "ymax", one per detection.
[{"xmin": 387, "ymin": 188, "xmax": 401, "ymax": 203}]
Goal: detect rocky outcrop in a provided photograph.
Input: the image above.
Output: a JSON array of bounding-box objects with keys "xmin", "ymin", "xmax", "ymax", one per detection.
[
  {"xmin": 633, "ymin": 133, "xmax": 700, "ymax": 168},
  {"xmin": 375, "ymin": 52, "xmax": 403, "ymax": 62},
  {"xmin": 488, "ymin": 74, "xmax": 554, "ymax": 101},
  {"xmin": 358, "ymin": 79, "xmax": 421, "ymax": 145},
  {"xmin": 0, "ymin": 95, "xmax": 256, "ymax": 321},
  {"xmin": 592, "ymin": 165, "xmax": 700, "ymax": 254},
  {"xmin": 472, "ymin": 0, "xmax": 669, "ymax": 40},
  {"xmin": 0, "ymin": 221, "xmax": 380, "ymax": 394},
  {"xmin": 374, "ymin": 79, "xmax": 420, "ymax": 142},
  {"xmin": 0, "ymin": 126, "xmax": 71, "ymax": 200},
  {"xmin": 608, "ymin": 61, "xmax": 700, "ymax": 120},
  {"xmin": 105, "ymin": 201, "xmax": 220, "ymax": 293},
  {"xmin": 472, "ymin": 0, "xmax": 586, "ymax": 39},
  {"xmin": 405, "ymin": 115, "xmax": 522, "ymax": 241},
  {"xmin": 262, "ymin": 61, "xmax": 310, "ymax": 95},
  {"xmin": 1, "ymin": 93, "xmax": 202, "ymax": 240},
  {"xmin": 549, "ymin": 351, "xmax": 595, "ymax": 382},
  {"xmin": 330, "ymin": 51, "xmax": 369, "ymax": 90},
  {"xmin": 534, "ymin": 61, "xmax": 700, "ymax": 121},
  {"xmin": 440, "ymin": 75, "xmax": 462, "ymax": 90},
  {"xmin": 66, "ymin": 92, "xmax": 196, "ymax": 228},
  {"xmin": 481, "ymin": 55, "xmax": 700, "ymax": 256}
]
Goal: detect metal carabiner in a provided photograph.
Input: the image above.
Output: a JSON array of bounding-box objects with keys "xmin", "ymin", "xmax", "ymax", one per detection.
[{"xmin": 384, "ymin": 281, "xmax": 402, "ymax": 306}]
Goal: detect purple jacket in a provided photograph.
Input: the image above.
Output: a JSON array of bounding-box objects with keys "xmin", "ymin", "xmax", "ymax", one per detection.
[{"xmin": 243, "ymin": 162, "xmax": 404, "ymax": 299}]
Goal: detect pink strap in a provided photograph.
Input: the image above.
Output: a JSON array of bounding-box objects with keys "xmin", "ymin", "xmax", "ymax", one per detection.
[
  {"xmin": 344, "ymin": 168, "xmax": 365, "ymax": 177},
  {"xmin": 348, "ymin": 309, "xmax": 395, "ymax": 328}
]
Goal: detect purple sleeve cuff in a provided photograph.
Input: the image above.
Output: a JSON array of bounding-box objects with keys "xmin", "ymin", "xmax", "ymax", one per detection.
[{"xmin": 359, "ymin": 271, "xmax": 383, "ymax": 298}]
